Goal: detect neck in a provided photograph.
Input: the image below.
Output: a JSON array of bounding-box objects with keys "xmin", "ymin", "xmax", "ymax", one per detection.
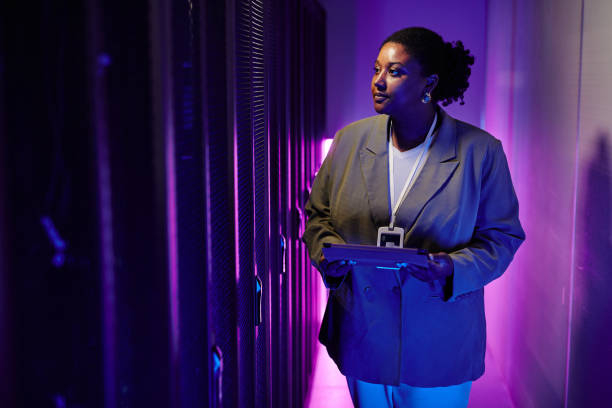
[{"xmin": 391, "ymin": 106, "xmax": 437, "ymax": 151}]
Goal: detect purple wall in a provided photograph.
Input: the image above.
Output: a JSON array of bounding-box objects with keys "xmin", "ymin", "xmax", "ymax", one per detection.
[
  {"xmin": 319, "ymin": 0, "xmax": 487, "ymax": 137},
  {"xmin": 484, "ymin": 0, "xmax": 582, "ymax": 405},
  {"xmin": 568, "ymin": 1, "xmax": 612, "ymax": 405},
  {"xmin": 485, "ymin": 0, "xmax": 612, "ymax": 406}
]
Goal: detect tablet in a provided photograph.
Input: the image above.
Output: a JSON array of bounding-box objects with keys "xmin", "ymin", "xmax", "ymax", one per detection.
[{"xmin": 322, "ymin": 243, "xmax": 429, "ymax": 269}]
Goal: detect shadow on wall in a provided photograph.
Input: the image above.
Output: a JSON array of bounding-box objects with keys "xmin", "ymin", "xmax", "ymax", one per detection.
[{"xmin": 569, "ymin": 131, "xmax": 612, "ymax": 406}]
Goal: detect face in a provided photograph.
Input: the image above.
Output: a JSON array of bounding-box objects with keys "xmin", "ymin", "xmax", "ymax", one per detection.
[{"xmin": 371, "ymin": 42, "xmax": 430, "ymax": 116}]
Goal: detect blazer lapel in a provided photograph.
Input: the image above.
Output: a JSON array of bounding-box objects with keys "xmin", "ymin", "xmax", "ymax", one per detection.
[
  {"xmin": 359, "ymin": 115, "xmax": 391, "ymax": 227},
  {"xmin": 396, "ymin": 110, "xmax": 459, "ymax": 232}
]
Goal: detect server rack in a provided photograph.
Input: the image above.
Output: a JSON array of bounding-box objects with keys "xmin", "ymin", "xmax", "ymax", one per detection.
[
  {"xmin": 204, "ymin": 0, "xmax": 326, "ymax": 406},
  {"xmin": 1, "ymin": 0, "xmax": 326, "ymax": 406}
]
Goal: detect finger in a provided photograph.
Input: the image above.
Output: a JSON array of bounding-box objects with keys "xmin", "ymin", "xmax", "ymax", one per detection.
[
  {"xmin": 427, "ymin": 258, "xmax": 451, "ymax": 280},
  {"xmin": 326, "ymin": 267, "xmax": 344, "ymax": 277},
  {"xmin": 337, "ymin": 264, "xmax": 352, "ymax": 275},
  {"xmin": 412, "ymin": 263, "xmax": 436, "ymax": 281},
  {"xmin": 327, "ymin": 262, "xmax": 352, "ymax": 277},
  {"xmin": 410, "ymin": 269, "xmax": 431, "ymax": 282},
  {"xmin": 325, "ymin": 260, "xmax": 345, "ymax": 272},
  {"xmin": 401, "ymin": 263, "xmax": 424, "ymax": 271},
  {"xmin": 405, "ymin": 265, "xmax": 428, "ymax": 276},
  {"xmin": 401, "ymin": 265, "xmax": 426, "ymax": 281}
]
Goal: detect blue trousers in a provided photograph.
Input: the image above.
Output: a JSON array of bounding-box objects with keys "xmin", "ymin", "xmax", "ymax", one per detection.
[{"xmin": 346, "ymin": 377, "xmax": 472, "ymax": 408}]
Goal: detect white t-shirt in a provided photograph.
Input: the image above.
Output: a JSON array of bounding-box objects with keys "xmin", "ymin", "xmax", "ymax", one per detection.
[{"xmin": 389, "ymin": 133, "xmax": 436, "ymax": 210}]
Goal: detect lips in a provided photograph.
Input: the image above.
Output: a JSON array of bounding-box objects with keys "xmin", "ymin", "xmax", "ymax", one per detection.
[{"xmin": 374, "ymin": 94, "xmax": 388, "ymax": 103}]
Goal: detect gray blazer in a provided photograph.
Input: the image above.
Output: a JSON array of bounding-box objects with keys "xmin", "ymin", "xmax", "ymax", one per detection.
[{"xmin": 302, "ymin": 109, "xmax": 525, "ymax": 387}]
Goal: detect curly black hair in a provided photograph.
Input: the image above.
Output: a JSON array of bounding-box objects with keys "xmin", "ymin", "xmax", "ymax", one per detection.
[{"xmin": 381, "ymin": 27, "xmax": 475, "ymax": 106}]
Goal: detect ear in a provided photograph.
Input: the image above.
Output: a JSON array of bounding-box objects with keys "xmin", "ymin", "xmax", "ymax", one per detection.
[{"xmin": 426, "ymin": 74, "xmax": 439, "ymax": 92}]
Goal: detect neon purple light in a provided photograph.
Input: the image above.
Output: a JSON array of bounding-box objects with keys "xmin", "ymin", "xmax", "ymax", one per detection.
[
  {"xmin": 564, "ymin": 3, "xmax": 585, "ymax": 405},
  {"xmin": 95, "ymin": 86, "xmax": 117, "ymax": 408},
  {"xmin": 233, "ymin": 124, "xmax": 240, "ymax": 283},
  {"xmin": 286, "ymin": 132, "xmax": 293, "ymax": 337},
  {"xmin": 315, "ymin": 138, "xmax": 334, "ymax": 177},
  {"xmin": 165, "ymin": 119, "xmax": 180, "ymax": 368},
  {"xmin": 321, "ymin": 138, "xmax": 333, "ymax": 164}
]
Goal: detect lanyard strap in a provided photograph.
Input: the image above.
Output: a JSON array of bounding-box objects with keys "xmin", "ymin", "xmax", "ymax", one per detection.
[{"xmin": 388, "ymin": 112, "xmax": 437, "ymax": 229}]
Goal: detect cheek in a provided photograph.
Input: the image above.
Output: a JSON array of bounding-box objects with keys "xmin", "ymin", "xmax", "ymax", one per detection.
[{"xmin": 392, "ymin": 82, "xmax": 419, "ymax": 103}]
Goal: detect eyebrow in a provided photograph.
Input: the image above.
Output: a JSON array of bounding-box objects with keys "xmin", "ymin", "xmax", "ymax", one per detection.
[{"xmin": 374, "ymin": 60, "xmax": 405, "ymax": 66}]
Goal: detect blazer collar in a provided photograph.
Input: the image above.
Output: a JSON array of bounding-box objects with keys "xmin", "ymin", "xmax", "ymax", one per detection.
[
  {"xmin": 364, "ymin": 114, "xmax": 390, "ymax": 155},
  {"xmin": 359, "ymin": 109, "xmax": 459, "ymax": 232}
]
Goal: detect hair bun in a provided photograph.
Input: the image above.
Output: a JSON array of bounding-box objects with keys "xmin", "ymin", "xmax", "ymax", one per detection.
[{"xmin": 437, "ymin": 40, "xmax": 475, "ymax": 106}]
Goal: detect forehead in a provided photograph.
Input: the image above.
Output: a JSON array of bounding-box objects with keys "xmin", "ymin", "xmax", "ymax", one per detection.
[{"xmin": 376, "ymin": 42, "xmax": 413, "ymax": 65}]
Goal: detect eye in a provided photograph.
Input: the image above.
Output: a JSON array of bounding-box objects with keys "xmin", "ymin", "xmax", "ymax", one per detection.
[
  {"xmin": 373, "ymin": 66, "xmax": 381, "ymax": 74},
  {"xmin": 389, "ymin": 68, "xmax": 401, "ymax": 77}
]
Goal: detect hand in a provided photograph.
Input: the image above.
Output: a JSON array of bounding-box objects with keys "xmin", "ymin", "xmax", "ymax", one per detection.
[
  {"xmin": 401, "ymin": 252, "xmax": 453, "ymax": 282},
  {"xmin": 319, "ymin": 255, "xmax": 353, "ymax": 278}
]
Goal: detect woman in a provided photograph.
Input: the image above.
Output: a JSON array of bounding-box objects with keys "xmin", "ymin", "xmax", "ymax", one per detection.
[{"xmin": 302, "ymin": 27, "xmax": 525, "ymax": 407}]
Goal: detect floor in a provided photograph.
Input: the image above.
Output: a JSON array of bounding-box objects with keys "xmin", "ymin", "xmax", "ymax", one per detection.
[{"xmin": 305, "ymin": 342, "xmax": 514, "ymax": 408}]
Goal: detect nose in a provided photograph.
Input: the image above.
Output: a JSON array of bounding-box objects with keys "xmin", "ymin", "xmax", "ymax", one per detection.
[{"xmin": 374, "ymin": 71, "xmax": 386, "ymax": 90}]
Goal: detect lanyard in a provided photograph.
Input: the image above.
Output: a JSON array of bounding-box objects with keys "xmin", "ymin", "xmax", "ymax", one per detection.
[{"xmin": 388, "ymin": 112, "xmax": 437, "ymax": 229}]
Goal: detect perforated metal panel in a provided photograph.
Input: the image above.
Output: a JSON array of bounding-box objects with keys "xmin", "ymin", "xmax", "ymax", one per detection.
[
  {"xmin": 266, "ymin": 0, "xmax": 287, "ymax": 406},
  {"xmin": 203, "ymin": 1, "xmax": 238, "ymax": 407},
  {"xmin": 248, "ymin": 1, "xmax": 270, "ymax": 407},
  {"xmin": 235, "ymin": 0, "xmax": 260, "ymax": 406},
  {"xmin": 203, "ymin": 1, "xmax": 325, "ymax": 407}
]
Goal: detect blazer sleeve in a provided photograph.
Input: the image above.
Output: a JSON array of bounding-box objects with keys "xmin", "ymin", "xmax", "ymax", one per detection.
[
  {"xmin": 302, "ymin": 135, "xmax": 348, "ymax": 290},
  {"xmin": 446, "ymin": 140, "xmax": 525, "ymax": 301}
]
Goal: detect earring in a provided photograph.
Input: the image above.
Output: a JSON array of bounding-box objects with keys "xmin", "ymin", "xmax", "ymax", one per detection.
[{"xmin": 421, "ymin": 92, "xmax": 432, "ymax": 104}]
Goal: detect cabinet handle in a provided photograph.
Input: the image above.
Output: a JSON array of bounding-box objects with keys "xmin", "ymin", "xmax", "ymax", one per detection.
[
  {"xmin": 255, "ymin": 276, "xmax": 263, "ymax": 326},
  {"xmin": 280, "ymin": 235, "xmax": 287, "ymax": 274},
  {"xmin": 211, "ymin": 345, "xmax": 223, "ymax": 407}
]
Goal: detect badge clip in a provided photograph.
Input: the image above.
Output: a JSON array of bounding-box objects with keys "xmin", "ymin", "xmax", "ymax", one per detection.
[{"xmin": 377, "ymin": 226, "xmax": 405, "ymax": 248}]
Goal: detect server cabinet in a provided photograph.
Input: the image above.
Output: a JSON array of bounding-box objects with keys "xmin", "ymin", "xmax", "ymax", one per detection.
[
  {"xmin": 1, "ymin": 2, "xmax": 104, "ymax": 406},
  {"xmin": 92, "ymin": 0, "xmax": 212, "ymax": 406},
  {"xmin": 2, "ymin": 0, "xmax": 210, "ymax": 406},
  {"xmin": 204, "ymin": 0, "xmax": 326, "ymax": 407},
  {"xmin": 90, "ymin": 0, "xmax": 178, "ymax": 406},
  {"xmin": 169, "ymin": 1, "xmax": 209, "ymax": 406},
  {"xmin": 201, "ymin": 0, "xmax": 238, "ymax": 405}
]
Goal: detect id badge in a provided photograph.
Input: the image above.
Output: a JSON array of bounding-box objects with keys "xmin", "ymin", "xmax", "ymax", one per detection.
[{"xmin": 377, "ymin": 226, "xmax": 404, "ymax": 248}]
